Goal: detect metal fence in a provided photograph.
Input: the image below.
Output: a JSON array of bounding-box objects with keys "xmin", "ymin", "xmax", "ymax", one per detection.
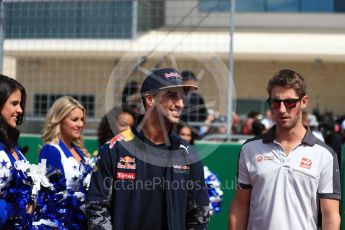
[
  {"xmin": 1, "ymin": 0, "xmax": 234, "ymax": 136},
  {"xmin": 3, "ymin": 0, "xmax": 345, "ymax": 139}
]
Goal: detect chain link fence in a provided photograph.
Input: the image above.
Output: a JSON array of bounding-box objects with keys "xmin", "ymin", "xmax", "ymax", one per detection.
[
  {"xmin": 2, "ymin": 0, "xmax": 234, "ymax": 137},
  {"xmin": 3, "ymin": 0, "xmax": 345, "ymax": 140}
]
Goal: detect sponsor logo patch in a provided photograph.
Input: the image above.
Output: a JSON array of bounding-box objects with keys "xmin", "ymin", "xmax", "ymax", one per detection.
[
  {"xmin": 116, "ymin": 172, "xmax": 136, "ymax": 180},
  {"xmin": 173, "ymin": 164, "xmax": 190, "ymax": 173},
  {"xmin": 179, "ymin": 144, "xmax": 190, "ymax": 154},
  {"xmin": 300, "ymin": 157, "xmax": 312, "ymax": 169},
  {"xmin": 256, "ymin": 154, "xmax": 274, "ymax": 163},
  {"xmin": 107, "ymin": 129, "xmax": 134, "ymax": 149},
  {"xmin": 164, "ymin": 72, "xmax": 181, "ymax": 79},
  {"xmin": 117, "ymin": 156, "xmax": 136, "ymax": 170}
]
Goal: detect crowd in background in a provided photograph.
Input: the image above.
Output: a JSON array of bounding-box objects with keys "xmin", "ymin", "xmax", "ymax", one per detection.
[
  {"xmin": 193, "ymin": 107, "xmax": 345, "ymax": 165},
  {"xmin": 112, "ymin": 70, "xmax": 345, "ymax": 163}
]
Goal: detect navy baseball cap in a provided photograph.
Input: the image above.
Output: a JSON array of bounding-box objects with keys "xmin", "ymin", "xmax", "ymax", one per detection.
[{"xmin": 140, "ymin": 68, "xmax": 198, "ymax": 95}]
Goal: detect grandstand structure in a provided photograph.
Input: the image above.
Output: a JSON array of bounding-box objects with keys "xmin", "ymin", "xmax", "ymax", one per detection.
[{"xmin": 1, "ymin": 0, "xmax": 345, "ymax": 134}]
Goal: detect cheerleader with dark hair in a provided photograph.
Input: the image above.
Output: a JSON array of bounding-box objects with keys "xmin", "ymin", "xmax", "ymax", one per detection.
[{"xmin": 0, "ymin": 74, "xmax": 28, "ymax": 228}]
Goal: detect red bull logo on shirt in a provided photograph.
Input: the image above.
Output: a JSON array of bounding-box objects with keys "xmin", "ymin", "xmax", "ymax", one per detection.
[
  {"xmin": 107, "ymin": 129, "xmax": 134, "ymax": 149},
  {"xmin": 117, "ymin": 156, "xmax": 136, "ymax": 170}
]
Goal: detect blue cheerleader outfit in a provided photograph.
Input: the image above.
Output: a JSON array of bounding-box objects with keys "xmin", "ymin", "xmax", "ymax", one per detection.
[
  {"xmin": 0, "ymin": 142, "xmax": 26, "ymax": 228},
  {"xmin": 39, "ymin": 140, "xmax": 87, "ymax": 191},
  {"xmin": 38, "ymin": 140, "xmax": 89, "ymax": 229}
]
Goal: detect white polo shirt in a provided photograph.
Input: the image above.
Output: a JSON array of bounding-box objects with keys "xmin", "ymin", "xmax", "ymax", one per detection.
[{"xmin": 237, "ymin": 126, "xmax": 341, "ymax": 230}]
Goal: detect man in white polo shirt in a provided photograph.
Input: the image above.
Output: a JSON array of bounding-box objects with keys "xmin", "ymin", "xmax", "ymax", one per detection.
[{"xmin": 229, "ymin": 69, "xmax": 341, "ymax": 230}]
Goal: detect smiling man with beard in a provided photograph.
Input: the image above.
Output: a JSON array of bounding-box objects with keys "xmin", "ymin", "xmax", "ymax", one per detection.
[
  {"xmin": 229, "ymin": 69, "xmax": 341, "ymax": 230},
  {"xmin": 86, "ymin": 68, "xmax": 210, "ymax": 230}
]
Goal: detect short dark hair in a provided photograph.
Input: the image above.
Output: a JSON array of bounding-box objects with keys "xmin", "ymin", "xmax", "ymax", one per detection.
[{"xmin": 267, "ymin": 69, "xmax": 307, "ymax": 98}]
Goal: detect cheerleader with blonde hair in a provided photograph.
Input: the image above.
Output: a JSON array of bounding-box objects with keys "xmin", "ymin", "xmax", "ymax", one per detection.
[{"xmin": 40, "ymin": 96, "xmax": 90, "ymax": 191}]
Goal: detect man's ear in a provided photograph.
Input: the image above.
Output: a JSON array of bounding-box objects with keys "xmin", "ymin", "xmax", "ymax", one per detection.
[
  {"xmin": 300, "ymin": 95, "xmax": 308, "ymax": 109},
  {"xmin": 144, "ymin": 94, "xmax": 155, "ymax": 107}
]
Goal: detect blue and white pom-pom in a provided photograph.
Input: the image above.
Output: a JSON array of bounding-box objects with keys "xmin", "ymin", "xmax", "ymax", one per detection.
[
  {"xmin": 0, "ymin": 159, "xmax": 90, "ymax": 229},
  {"xmin": 1, "ymin": 162, "xmax": 33, "ymax": 228},
  {"xmin": 32, "ymin": 166, "xmax": 87, "ymax": 229},
  {"xmin": 15, "ymin": 160, "xmax": 54, "ymax": 199},
  {"xmin": 204, "ymin": 166, "xmax": 223, "ymax": 216},
  {"xmin": 32, "ymin": 155, "xmax": 98, "ymax": 229},
  {"xmin": 79, "ymin": 156, "xmax": 97, "ymax": 193},
  {"xmin": 0, "ymin": 160, "xmax": 54, "ymax": 229}
]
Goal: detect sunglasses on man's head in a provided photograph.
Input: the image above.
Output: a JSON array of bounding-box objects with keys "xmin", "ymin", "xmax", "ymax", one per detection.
[{"xmin": 266, "ymin": 98, "xmax": 301, "ymax": 109}]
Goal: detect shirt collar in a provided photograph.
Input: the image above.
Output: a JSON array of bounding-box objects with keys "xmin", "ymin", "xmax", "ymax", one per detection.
[
  {"xmin": 262, "ymin": 125, "xmax": 317, "ymax": 146},
  {"xmin": 58, "ymin": 139, "xmax": 85, "ymax": 161},
  {"xmin": 0, "ymin": 143, "xmax": 25, "ymax": 164},
  {"xmin": 133, "ymin": 115, "xmax": 181, "ymax": 150}
]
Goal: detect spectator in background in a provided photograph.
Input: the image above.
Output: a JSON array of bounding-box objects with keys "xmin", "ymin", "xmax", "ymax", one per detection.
[
  {"xmin": 341, "ymin": 118, "xmax": 345, "ymax": 131},
  {"xmin": 203, "ymin": 116, "xmax": 228, "ymax": 142},
  {"xmin": 231, "ymin": 112, "xmax": 241, "ymax": 134},
  {"xmin": 180, "ymin": 70, "xmax": 208, "ymax": 139},
  {"xmin": 302, "ymin": 111, "xmax": 324, "ymax": 142},
  {"xmin": 251, "ymin": 120, "xmax": 266, "ymax": 136},
  {"xmin": 324, "ymin": 129, "xmax": 343, "ymax": 167},
  {"xmin": 240, "ymin": 111, "xmax": 260, "ymax": 135},
  {"xmin": 97, "ymin": 107, "xmax": 134, "ymax": 146},
  {"xmin": 311, "ymin": 110, "xmax": 344, "ymax": 167},
  {"xmin": 177, "ymin": 124, "xmax": 194, "ymax": 145},
  {"xmin": 261, "ymin": 109, "xmax": 274, "ymax": 130},
  {"xmin": 308, "ymin": 113, "xmax": 324, "ymax": 142},
  {"xmin": 199, "ymin": 109, "xmax": 219, "ymax": 138},
  {"xmin": 302, "ymin": 110, "xmax": 309, "ymax": 126},
  {"xmin": 323, "ymin": 113, "xmax": 344, "ymax": 165},
  {"xmin": 200, "ymin": 112, "xmax": 239, "ymax": 141}
]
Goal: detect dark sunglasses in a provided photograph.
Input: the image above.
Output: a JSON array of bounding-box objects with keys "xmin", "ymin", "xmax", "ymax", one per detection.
[{"xmin": 267, "ymin": 98, "xmax": 301, "ymax": 109}]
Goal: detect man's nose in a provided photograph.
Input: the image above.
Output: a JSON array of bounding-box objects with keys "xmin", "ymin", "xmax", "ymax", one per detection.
[
  {"xmin": 278, "ymin": 101, "xmax": 287, "ymax": 112},
  {"xmin": 176, "ymin": 96, "xmax": 184, "ymax": 108}
]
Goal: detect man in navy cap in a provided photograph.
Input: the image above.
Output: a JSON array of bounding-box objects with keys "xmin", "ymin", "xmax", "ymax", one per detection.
[{"xmin": 86, "ymin": 68, "xmax": 210, "ymax": 230}]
